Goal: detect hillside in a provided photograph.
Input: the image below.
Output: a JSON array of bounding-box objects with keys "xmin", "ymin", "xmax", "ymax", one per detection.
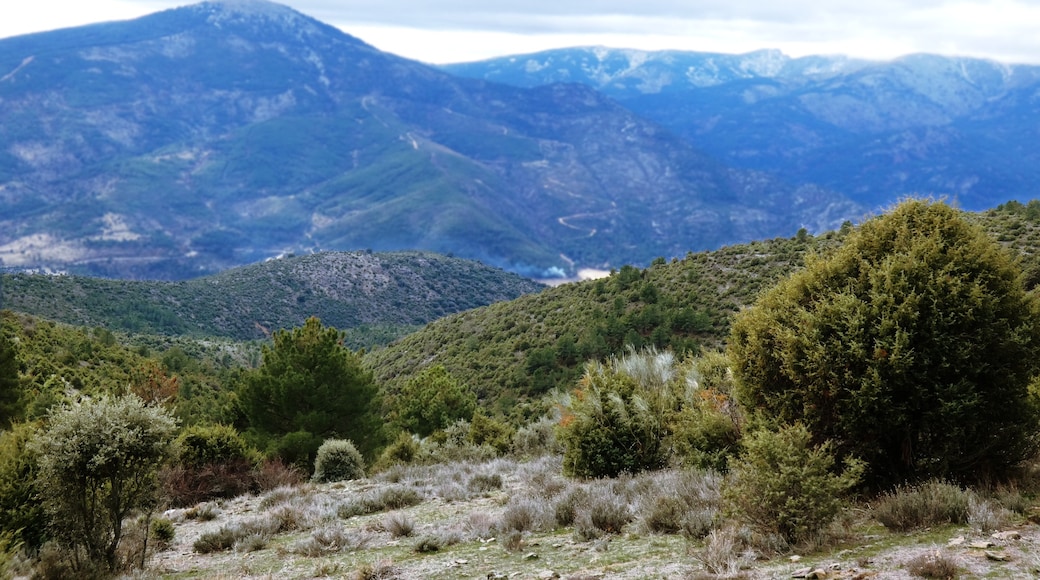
[
  {"xmin": 442, "ymin": 48, "xmax": 1040, "ymax": 211},
  {"xmin": 0, "ymin": 251, "xmax": 544, "ymax": 344},
  {"xmin": 0, "ymin": 0, "xmax": 859, "ymax": 281},
  {"xmin": 364, "ymin": 203, "xmax": 1040, "ymax": 414}
]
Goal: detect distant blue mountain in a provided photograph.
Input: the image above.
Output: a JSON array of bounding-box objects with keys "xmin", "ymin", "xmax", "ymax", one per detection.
[
  {"xmin": 0, "ymin": 2, "xmax": 861, "ymax": 280},
  {"xmin": 442, "ymin": 48, "xmax": 1040, "ymax": 210}
]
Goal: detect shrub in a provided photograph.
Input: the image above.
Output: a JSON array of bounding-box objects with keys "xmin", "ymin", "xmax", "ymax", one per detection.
[
  {"xmin": 511, "ymin": 416, "xmax": 562, "ymax": 457},
  {"xmin": 468, "ymin": 412, "xmax": 514, "ymax": 455},
  {"xmin": 554, "ymin": 486, "xmax": 590, "ymax": 527},
  {"xmin": 312, "ymin": 439, "xmax": 365, "ymax": 483},
  {"xmin": 149, "ymin": 518, "xmax": 176, "ymax": 550},
  {"xmin": 723, "ymin": 424, "xmax": 863, "ymax": 545},
  {"xmin": 873, "ymin": 480, "xmax": 972, "ymax": 532},
  {"xmin": 906, "ymin": 551, "xmax": 959, "ymax": 579},
  {"xmin": 467, "ymin": 473, "xmax": 503, "ymax": 493},
  {"xmin": 373, "ymin": 432, "xmax": 420, "ymax": 470},
  {"xmin": 581, "ymin": 489, "xmax": 633, "ymax": 536},
  {"xmin": 29, "ymin": 394, "xmax": 177, "ymax": 573},
  {"xmin": 558, "ymin": 356, "xmax": 668, "ymax": 478},
  {"xmin": 393, "ymin": 365, "xmax": 476, "ymax": 437},
  {"xmin": 384, "ymin": 513, "xmax": 415, "ymax": 538},
  {"xmin": 192, "ymin": 527, "xmax": 238, "ymax": 554},
  {"xmin": 499, "ymin": 497, "xmax": 550, "ymax": 533},
  {"xmin": 412, "ymin": 535, "xmax": 441, "ymax": 553},
  {"xmin": 0, "ymin": 421, "xmax": 46, "ymax": 551},
  {"xmin": 175, "ymin": 423, "xmax": 256, "ymax": 468},
  {"xmin": 252, "ymin": 457, "xmax": 305, "ymax": 491},
  {"xmin": 729, "ymin": 199, "xmax": 1040, "ymax": 486}
]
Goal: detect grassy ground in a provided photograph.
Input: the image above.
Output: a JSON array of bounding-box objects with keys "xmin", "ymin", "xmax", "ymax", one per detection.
[{"xmin": 144, "ymin": 456, "xmax": 1040, "ymax": 580}]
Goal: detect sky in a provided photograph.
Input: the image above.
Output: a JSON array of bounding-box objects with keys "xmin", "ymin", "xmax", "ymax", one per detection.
[{"xmin": 2, "ymin": 0, "xmax": 1040, "ymax": 65}]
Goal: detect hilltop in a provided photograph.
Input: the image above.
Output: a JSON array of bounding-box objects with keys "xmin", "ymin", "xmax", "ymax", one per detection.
[{"xmin": 0, "ymin": 251, "xmax": 543, "ymax": 345}]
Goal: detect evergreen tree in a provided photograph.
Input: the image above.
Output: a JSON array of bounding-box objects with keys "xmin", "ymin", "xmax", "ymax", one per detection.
[
  {"xmin": 0, "ymin": 318, "xmax": 22, "ymax": 428},
  {"xmin": 729, "ymin": 200, "xmax": 1040, "ymax": 486},
  {"xmin": 239, "ymin": 317, "xmax": 381, "ymax": 465}
]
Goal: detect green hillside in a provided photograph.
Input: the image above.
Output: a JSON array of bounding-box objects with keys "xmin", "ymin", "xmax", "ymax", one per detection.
[
  {"xmin": 0, "ymin": 251, "xmax": 543, "ymax": 347},
  {"xmin": 364, "ymin": 202, "xmax": 1040, "ymax": 416}
]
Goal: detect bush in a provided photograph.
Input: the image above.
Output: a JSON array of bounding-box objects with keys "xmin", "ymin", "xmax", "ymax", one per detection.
[
  {"xmin": 374, "ymin": 432, "xmax": 420, "ymax": 470},
  {"xmin": 0, "ymin": 422, "xmax": 46, "ymax": 551},
  {"xmin": 723, "ymin": 424, "xmax": 863, "ymax": 545},
  {"xmin": 729, "ymin": 200, "xmax": 1040, "ymax": 486},
  {"xmin": 176, "ymin": 424, "xmax": 256, "ymax": 468},
  {"xmin": 873, "ymin": 480, "xmax": 972, "ymax": 532},
  {"xmin": 312, "ymin": 439, "xmax": 365, "ymax": 483},
  {"xmin": 558, "ymin": 356, "xmax": 668, "ymax": 478},
  {"xmin": 468, "ymin": 412, "xmax": 514, "ymax": 455},
  {"xmin": 906, "ymin": 551, "xmax": 959, "ymax": 579},
  {"xmin": 149, "ymin": 518, "xmax": 176, "ymax": 550},
  {"xmin": 393, "ymin": 365, "xmax": 476, "ymax": 437},
  {"xmin": 29, "ymin": 394, "xmax": 177, "ymax": 573}
]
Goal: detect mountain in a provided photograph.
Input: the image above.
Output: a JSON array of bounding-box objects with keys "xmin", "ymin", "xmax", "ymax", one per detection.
[
  {"xmin": 442, "ymin": 48, "xmax": 1040, "ymax": 211},
  {"xmin": 0, "ymin": 1, "xmax": 862, "ymax": 281},
  {"xmin": 364, "ymin": 203, "xmax": 1040, "ymax": 412},
  {"xmin": 0, "ymin": 250, "xmax": 544, "ymax": 343}
]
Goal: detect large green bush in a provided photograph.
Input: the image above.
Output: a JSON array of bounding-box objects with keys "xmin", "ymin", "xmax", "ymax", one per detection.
[
  {"xmin": 558, "ymin": 353, "xmax": 670, "ymax": 478},
  {"xmin": 729, "ymin": 199, "xmax": 1040, "ymax": 486},
  {"xmin": 723, "ymin": 424, "xmax": 863, "ymax": 545},
  {"xmin": 29, "ymin": 394, "xmax": 177, "ymax": 573},
  {"xmin": 175, "ymin": 424, "xmax": 256, "ymax": 468}
]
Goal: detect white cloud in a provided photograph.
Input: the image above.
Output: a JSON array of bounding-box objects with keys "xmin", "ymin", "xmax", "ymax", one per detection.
[{"xmin": 2, "ymin": 0, "xmax": 1039, "ymax": 64}]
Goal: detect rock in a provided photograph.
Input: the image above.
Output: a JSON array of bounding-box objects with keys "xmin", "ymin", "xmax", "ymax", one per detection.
[
  {"xmin": 791, "ymin": 567, "xmax": 813, "ymax": 578},
  {"xmin": 969, "ymin": 540, "xmax": 995, "ymax": 549},
  {"xmin": 523, "ymin": 552, "xmax": 539, "ymax": 560},
  {"xmin": 947, "ymin": 536, "xmax": 965, "ymax": 546},
  {"xmin": 984, "ymin": 550, "xmax": 1010, "ymax": 561},
  {"xmin": 806, "ymin": 569, "xmax": 829, "ymax": 579},
  {"xmin": 991, "ymin": 530, "xmax": 1021, "ymax": 541},
  {"xmin": 790, "ymin": 555, "xmax": 802, "ymax": 562},
  {"xmin": 537, "ymin": 571, "xmax": 559, "ymax": 580}
]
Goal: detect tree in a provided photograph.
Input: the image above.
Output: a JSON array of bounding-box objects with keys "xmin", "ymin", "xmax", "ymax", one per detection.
[
  {"xmin": 394, "ymin": 364, "xmax": 476, "ymax": 438},
  {"xmin": 0, "ymin": 320, "xmax": 22, "ymax": 428},
  {"xmin": 238, "ymin": 317, "xmax": 380, "ymax": 466},
  {"xmin": 29, "ymin": 394, "xmax": 176, "ymax": 573},
  {"xmin": 729, "ymin": 200, "xmax": 1040, "ymax": 486}
]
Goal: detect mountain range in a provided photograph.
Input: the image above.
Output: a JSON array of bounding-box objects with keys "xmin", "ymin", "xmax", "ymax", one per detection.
[
  {"xmin": 1, "ymin": 1, "xmax": 1035, "ymax": 282},
  {"xmin": 0, "ymin": 0, "xmax": 859, "ymax": 280},
  {"xmin": 442, "ymin": 48, "xmax": 1040, "ymax": 211}
]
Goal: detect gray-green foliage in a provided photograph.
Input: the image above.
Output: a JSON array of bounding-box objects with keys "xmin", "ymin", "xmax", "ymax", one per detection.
[
  {"xmin": 558, "ymin": 348, "xmax": 743, "ymax": 478},
  {"xmin": 312, "ymin": 439, "xmax": 365, "ymax": 483},
  {"xmin": 729, "ymin": 199, "xmax": 1040, "ymax": 486},
  {"xmin": 723, "ymin": 424, "xmax": 864, "ymax": 545},
  {"xmin": 29, "ymin": 394, "xmax": 177, "ymax": 572}
]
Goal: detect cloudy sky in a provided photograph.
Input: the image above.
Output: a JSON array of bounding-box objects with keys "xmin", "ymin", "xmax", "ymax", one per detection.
[{"xmin": 3, "ymin": 0, "xmax": 1040, "ymax": 64}]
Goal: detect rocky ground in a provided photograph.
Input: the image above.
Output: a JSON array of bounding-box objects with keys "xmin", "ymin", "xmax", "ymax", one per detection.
[{"xmin": 139, "ymin": 456, "xmax": 1040, "ymax": 580}]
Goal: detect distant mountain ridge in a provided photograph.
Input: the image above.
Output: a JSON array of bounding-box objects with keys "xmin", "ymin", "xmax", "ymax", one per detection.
[
  {"xmin": 0, "ymin": 0, "xmax": 860, "ymax": 281},
  {"xmin": 442, "ymin": 48, "xmax": 1040, "ymax": 210},
  {"xmin": 0, "ymin": 250, "xmax": 544, "ymax": 343}
]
